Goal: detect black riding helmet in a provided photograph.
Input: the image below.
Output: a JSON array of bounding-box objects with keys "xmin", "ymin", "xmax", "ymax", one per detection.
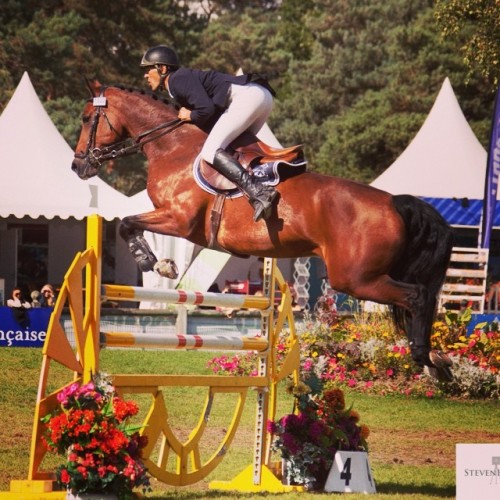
[{"xmin": 141, "ymin": 45, "xmax": 179, "ymax": 68}]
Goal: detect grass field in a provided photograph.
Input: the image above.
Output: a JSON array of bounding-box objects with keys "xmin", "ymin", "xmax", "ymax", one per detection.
[{"xmin": 1, "ymin": 347, "xmax": 499, "ymax": 499}]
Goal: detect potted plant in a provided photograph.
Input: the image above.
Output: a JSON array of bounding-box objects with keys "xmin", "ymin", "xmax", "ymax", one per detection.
[
  {"xmin": 41, "ymin": 374, "xmax": 151, "ymax": 500},
  {"xmin": 268, "ymin": 377, "xmax": 369, "ymax": 490}
]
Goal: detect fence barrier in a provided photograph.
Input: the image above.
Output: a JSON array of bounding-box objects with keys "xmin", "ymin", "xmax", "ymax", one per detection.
[{"xmin": 3, "ymin": 215, "xmax": 302, "ymax": 498}]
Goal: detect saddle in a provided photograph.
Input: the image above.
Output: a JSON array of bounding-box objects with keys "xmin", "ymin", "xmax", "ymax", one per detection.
[
  {"xmin": 196, "ymin": 133, "xmax": 307, "ymax": 256},
  {"xmin": 197, "ymin": 134, "xmax": 306, "ymax": 194}
]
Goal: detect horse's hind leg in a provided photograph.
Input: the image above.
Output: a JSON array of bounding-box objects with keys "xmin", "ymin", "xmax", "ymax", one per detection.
[
  {"xmin": 335, "ymin": 273, "xmax": 433, "ymax": 366},
  {"xmin": 343, "ymin": 274, "xmax": 452, "ymax": 379}
]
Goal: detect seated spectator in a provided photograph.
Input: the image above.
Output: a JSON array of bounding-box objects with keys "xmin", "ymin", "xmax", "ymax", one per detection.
[
  {"xmin": 40, "ymin": 284, "xmax": 56, "ymax": 307},
  {"xmin": 7, "ymin": 287, "xmax": 31, "ymax": 308},
  {"xmin": 7, "ymin": 287, "xmax": 31, "ymax": 328},
  {"xmin": 31, "ymin": 290, "xmax": 42, "ymax": 307}
]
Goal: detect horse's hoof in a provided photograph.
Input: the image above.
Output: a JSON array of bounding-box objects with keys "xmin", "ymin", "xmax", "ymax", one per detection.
[
  {"xmin": 427, "ymin": 350, "xmax": 454, "ymax": 382},
  {"xmin": 430, "ymin": 350, "xmax": 452, "ymax": 367},
  {"xmin": 154, "ymin": 259, "xmax": 179, "ymax": 279}
]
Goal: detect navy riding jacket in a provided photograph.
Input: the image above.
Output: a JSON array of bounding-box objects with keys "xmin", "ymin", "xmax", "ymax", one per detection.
[{"xmin": 167, "ymin": 68, "xmax": 275, "ymax": 128}]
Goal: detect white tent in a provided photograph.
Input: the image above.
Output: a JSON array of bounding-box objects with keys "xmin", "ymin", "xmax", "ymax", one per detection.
[
  {"xmin": 0, "ymin": 73, "xmax": 158, "ymax": 294},
  {"xmin": 371, "ymin": 77, "xmax": 487, "ymax": 199},
  {"xmin": 371, "ymin": 78, "xmax": 488, "ymax": 228},
  {"xmin": 0, "ymin": 72, "xmax": 146, "ymax": 220}
]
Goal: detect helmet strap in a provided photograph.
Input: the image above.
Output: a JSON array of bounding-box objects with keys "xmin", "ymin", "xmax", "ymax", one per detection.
[{"xmin": 155, "ymin": 65, "xmax": 169, "ymax": 91}]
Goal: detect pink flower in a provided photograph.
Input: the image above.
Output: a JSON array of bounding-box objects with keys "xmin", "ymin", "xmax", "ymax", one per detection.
[
  {"xmin": 348, "ymin": 378, "xmax": 357, "ymax": 387},
  {"xmin": 386, "ymin": 368, "xmax": 394, "ymax": 377},
  {"xmin": 303, "ymin": 359, "xmax": 314, "ymax": 371},
  {"xmin": 425, "ymin": 391, "xmax": 434, "ymax": 398}
]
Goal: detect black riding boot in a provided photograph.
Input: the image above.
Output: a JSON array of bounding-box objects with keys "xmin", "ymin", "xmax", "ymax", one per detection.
[{"xmin": 212, "ymin": 149, "xmax": 278, "ymax": 222}]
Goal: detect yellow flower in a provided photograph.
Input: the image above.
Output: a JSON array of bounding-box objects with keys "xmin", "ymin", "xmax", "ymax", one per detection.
[{"xmin": 312, "ymin": 351, "xmax": 318, "ymax": 358}]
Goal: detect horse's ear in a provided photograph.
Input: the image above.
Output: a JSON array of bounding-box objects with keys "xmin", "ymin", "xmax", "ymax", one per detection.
[{"xmin": 84, "ymin": 77, "xmax": 102, "ymax": 97}]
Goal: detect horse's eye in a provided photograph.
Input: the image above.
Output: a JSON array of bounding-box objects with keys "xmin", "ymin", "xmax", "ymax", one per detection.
[{"xmin": 82, "ymin": 115, "xmax": 90, "ymax": 123}]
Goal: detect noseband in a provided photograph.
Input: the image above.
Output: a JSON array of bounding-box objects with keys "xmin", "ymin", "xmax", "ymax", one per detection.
[{"xmin": 74, "ymin": 86, "xmax": 183, "ymax": 169}]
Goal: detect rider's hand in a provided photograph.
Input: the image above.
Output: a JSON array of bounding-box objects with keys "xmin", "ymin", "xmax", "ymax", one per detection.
[{"xmin": 178, "ymin": 107, "xmax": 192, "ymax": 121}]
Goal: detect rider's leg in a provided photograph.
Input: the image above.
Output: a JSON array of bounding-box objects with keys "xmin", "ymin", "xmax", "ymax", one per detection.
[
  {"xmin": 202, "ymin": 83, "xmax": 278, "ymax": 222},
  {"xmin": 212, "ymin": 148, "xmax": 278, "ymax": 222}
]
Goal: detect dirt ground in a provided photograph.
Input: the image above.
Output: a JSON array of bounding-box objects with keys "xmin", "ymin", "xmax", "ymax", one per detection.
[{"xmin": 368, "ymin": 428, "xmax": 500, "ymax": 468}]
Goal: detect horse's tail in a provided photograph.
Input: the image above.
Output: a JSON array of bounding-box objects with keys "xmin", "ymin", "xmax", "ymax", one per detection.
[{"xmin": 390, "ymin": 194, "xmax": 454, "ymax": 334}]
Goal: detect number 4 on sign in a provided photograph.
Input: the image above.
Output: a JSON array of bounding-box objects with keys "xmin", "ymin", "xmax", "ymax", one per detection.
[
  {"xmin": 324, "ymin": 451, "xmax": 376, "ymax": 494},
  {"xmin": 340, "ymin": 458, "xmax": 352, "ymax": 486}
]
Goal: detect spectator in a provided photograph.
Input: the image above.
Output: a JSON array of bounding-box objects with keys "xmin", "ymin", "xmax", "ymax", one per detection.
[
  {"xmin": 31, "ymin": 290, "xmax": 42, "ymax": 307},
  {"xmin": 7, "ymin": 287, "xmax": 31, "ymax": 308},
  {"xmin": 40, "ymin": 284, "xmax": 56, "ymax": 307},
  {"xmin": 7, "ymin": 287, "xmax": 31, "ymax": 328}
]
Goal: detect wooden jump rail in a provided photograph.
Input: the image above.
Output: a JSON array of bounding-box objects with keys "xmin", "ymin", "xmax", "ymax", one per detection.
[{"xmin": 3, "ymin": 215, "xmax": 301, "ymax": 499}]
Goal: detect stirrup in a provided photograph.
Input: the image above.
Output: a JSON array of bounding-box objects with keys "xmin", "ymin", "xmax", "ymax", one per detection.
[{"xmin": 251, "ymin": 190, "xmax": 278, "ymax": 222}]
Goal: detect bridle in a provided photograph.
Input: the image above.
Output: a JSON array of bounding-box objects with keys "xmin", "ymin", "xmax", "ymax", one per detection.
[{"xmin": 74, "ymin": 86, "xmax": 183, "ymax": 168}]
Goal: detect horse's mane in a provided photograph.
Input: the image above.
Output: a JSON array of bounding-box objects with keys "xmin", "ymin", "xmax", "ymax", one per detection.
[{"xmin": 109, "ymin": 84, "xmax": 177, "ymax": 109}]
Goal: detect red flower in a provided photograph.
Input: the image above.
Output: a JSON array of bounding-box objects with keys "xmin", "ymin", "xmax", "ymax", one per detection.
[
  {"xmin": 59, "ymin": 468, "xmax": 71, "ymax": 485},
  {"xmin": 42, "ymin": 376, "xmax": 150, "ymax": 497}
]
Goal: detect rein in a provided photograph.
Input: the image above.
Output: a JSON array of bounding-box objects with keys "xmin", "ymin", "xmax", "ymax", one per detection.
[{"xmin": 75, "ymin": 86, "xmax": 183, "ymax": 167}]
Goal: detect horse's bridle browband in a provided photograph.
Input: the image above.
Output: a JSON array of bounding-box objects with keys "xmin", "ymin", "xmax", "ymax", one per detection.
[{"xmin": 75, "ymin": 86, "xmax": 183, "ymax": 167}]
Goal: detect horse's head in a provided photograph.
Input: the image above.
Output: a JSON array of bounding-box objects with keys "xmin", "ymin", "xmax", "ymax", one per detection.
[
  {"xmin": 72, "ymin": 80, "xmax": 183, "ymax": 180},
  {"xmin": 72, "ymin": 80, "xmax": 129, "ymax": 180}
]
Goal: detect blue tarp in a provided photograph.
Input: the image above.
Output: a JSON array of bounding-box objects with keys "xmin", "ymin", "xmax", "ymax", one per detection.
[
  {"xmin": 422, "ymin": 197, "xmax": 500, "ymax": 227},
  {"xmin": 0, "ymin": 307, "xmax": 52, "ymax": 347}
]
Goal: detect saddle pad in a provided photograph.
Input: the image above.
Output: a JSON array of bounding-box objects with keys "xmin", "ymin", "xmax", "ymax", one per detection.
[{"xmin": 193, "ymin": 154, "xmax": 307, "ymax": 197}]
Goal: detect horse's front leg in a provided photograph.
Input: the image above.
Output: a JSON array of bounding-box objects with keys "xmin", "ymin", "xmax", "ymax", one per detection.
[{"xmin": 119, "ymin": 210, "xmax": 191, "ymax": 279}]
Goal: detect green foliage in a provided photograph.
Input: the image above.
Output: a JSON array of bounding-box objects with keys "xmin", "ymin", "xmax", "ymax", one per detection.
[
  {"xmin": 0, "ymin": 0, "xmax": 496, "ymax": 193},
  {"xmin": 43, "ymin": 96, "xmax": 86, "ymax": 148},
  {"xmin": 435, "ymin": 0, "xmax": 500, "ymax": 86}
]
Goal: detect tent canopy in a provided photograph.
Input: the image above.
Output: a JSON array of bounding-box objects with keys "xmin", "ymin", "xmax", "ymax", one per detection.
[
  {"xmin": 371, "ymin": 78, "xmax": 489, "ymax": 227},
  {"xmin": 0, "ymin": 72, "xmax": 150, "ymax": 220}
]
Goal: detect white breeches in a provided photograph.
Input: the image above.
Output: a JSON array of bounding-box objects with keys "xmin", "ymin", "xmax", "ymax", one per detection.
[{"xmin": 201, "ymin": 83, "xmax": 282, "ymax": 163}]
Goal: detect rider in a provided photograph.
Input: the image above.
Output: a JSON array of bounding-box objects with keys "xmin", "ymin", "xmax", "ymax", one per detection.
[{"xmin": 141, "ymin": 45, "xmax": 280, "ymax": 222}]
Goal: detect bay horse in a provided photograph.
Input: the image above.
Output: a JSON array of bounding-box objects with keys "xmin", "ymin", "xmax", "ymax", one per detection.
[{"xmin": 72, "ymin": 81, "xmax": 454, "ymax": 379}]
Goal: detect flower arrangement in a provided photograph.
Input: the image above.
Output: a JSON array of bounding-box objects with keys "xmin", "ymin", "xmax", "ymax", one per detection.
[
  {"xmin": 41, "ymin": 374, "xmax": 151, "ymax": 499},
  {"xmin": 268, "ymin": 377, "xmax": 369, "ymax": 490},
  {"xmin": 207, "ymin": 351, "xmax": 258, "ymax": 376},
  {"xmin": 207, "ymin": 298, "xmax": 500, "ymax": 398}
]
